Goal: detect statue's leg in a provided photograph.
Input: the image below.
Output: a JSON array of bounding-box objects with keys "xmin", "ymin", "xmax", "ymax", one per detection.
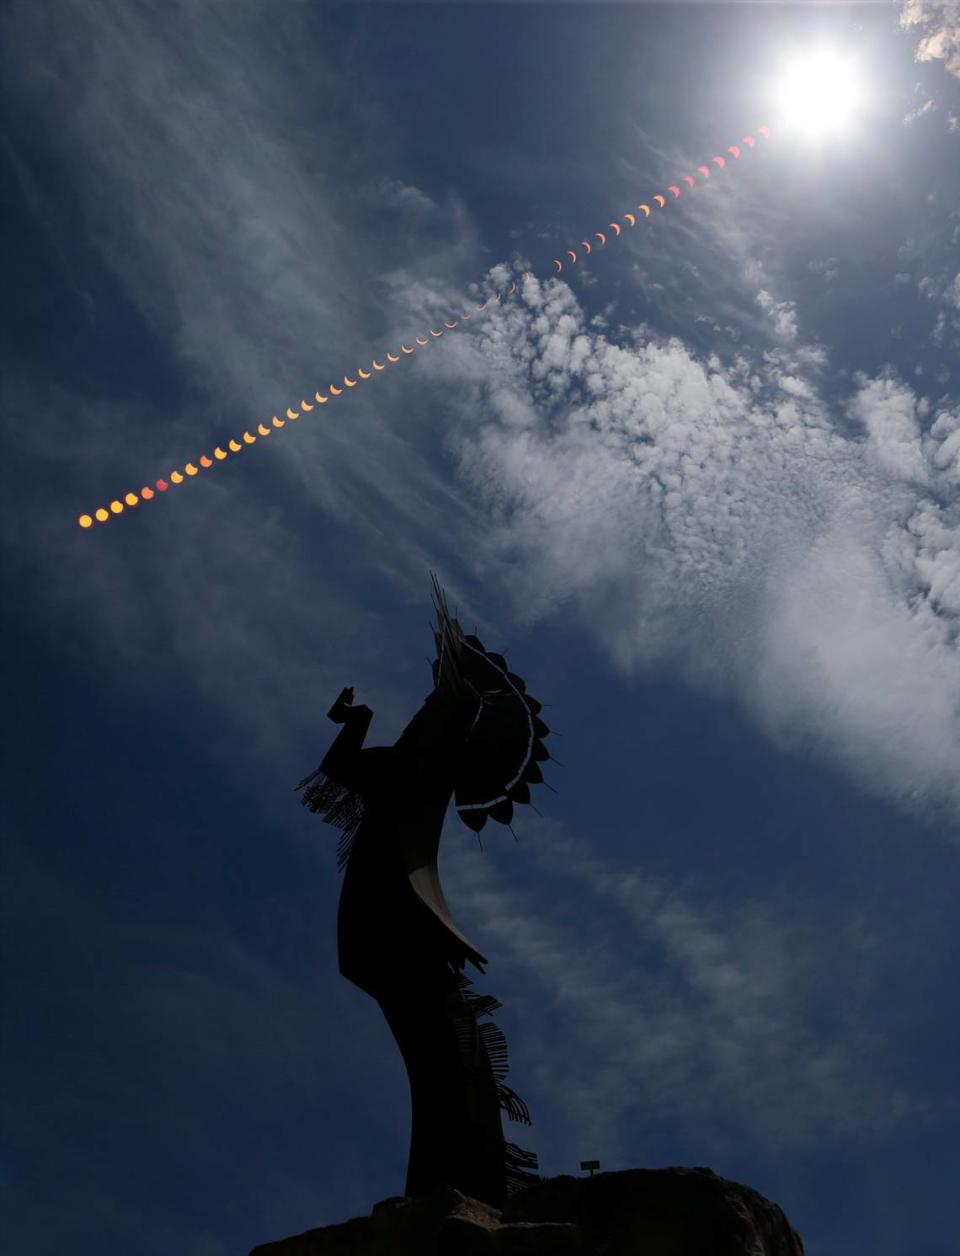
[{"xmin": 375, "ymin": 961, "xmax": 507, "ymax": 1210}]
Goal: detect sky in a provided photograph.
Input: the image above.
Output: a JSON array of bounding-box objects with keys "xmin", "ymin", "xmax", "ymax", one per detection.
[{"xmin": 2, "ymin": 2, "xmax": 959, "ymax": 1253}]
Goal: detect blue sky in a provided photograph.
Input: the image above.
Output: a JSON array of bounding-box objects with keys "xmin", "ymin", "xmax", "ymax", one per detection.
[{"xmin": 2, "ymin": 2, "xmax": 960, "ymax": 1254}]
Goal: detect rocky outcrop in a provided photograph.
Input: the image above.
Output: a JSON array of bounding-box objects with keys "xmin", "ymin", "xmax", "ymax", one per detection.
[{"xmin": 247, "ymin": 1165, "xmax": 804, "ymax": 1255}]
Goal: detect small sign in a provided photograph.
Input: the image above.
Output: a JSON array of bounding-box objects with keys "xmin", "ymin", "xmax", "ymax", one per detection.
[{"xmin": 580, "ymin": 1159, "xmax": 600, "ymax": 1176}]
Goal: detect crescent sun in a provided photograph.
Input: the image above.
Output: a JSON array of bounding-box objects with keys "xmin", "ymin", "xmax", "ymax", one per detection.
[
  {"xmin": 713, "ymin": 155, "xmax": 725, "ymax": 167},
  {"xmin": 286, "ymin": 407, "xmax": 300, "ymax": 418},
  {"xmin": 315, "ymin": 391, "xmax": 329, "ymax": 403},
  {"xmin": 698, "ymin": 165, "xmax": 710, "ymax": 178},
  {"xmin": 329, "ymin": 384, "xmax": 343, "ymax": 395},
  {"xmin": 595, "ymin": 232, "xmax": 606, "ymax": 245},
  {"xmin": 257, "ymin": 424, "xmax": 271, "ymax": 436},
  {"xmin": 682, "ymin": 175, "xmax": 695, "ymax": 188},
  {"xmin": 430, "ymin": 329, "xmax": 443, "ymax": 337},
  {"xmin": 300, "ymin": 399, "xmax": 314, "ymax": 410},
  {"xmin": 271, "ymin": 417, "xmax": 284, "ymax": 429},
  {"xmin": 415, "ymin": 336, "xmax": 429, "ymax": 346},
  {"xmin": 229, "ymin": 439, "xmax": 242, "ymax": 452},
  {"xmin": 668, "ymin": 185, "xmax": 681, "ymax": 198},
  {"xmin": 358, "ymin": 368, "xmax": 372, "ymax": 379},
  {"xmin": 372, "ymin": 360, "xmax": 385, "ymax": 370},
  {"xmin": 653, "ymin": 194, "xmax": 666, "ymax": 208},
  {"xmin": 401, "ymin": 344, "xmax": 414, "ymax": 354},
  {"xmin": 624, "ymin": 213, "xmax": 636, "ymax": 226},
  {"xmin": 445, "ymin": 321, "xmax": 459, "ymax": 329},
  {"xmin": 581, "ymin": 239, "xmax": 592, "ymax": 254},
  {"xmin": 609, "ymin": 222, "xmax": 621, "ymax": 235},
  {"xmin": 639, "ymin": 204, "xmax": 651, "ymax": 217},
  {"xmin": 728, "ymin": 145, "xmax": 740, "ymax": 158},
  {"xmin": 387, "ymin": 352, "xmax": 400, "ymax": 362},
  {"xmin": 554, "ymin": 259, "xmax": 563, "ymax": 272}
]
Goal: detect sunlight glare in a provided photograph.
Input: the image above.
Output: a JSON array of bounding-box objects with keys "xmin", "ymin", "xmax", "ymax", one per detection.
[{"xmin": 774, "ymin": 49, "xmax": 862, "ymax": 139}]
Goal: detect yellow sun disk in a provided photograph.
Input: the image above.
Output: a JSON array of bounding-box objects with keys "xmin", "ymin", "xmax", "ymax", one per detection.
[
  {"xmin": 125, "ymin": 492, "xmax": 139, "ymax": 505},
  {"xmin": 96, "ymin": 508, "xmax": 109, "ymax": 523},
  {"xmin": 79, "ymin": 514, "xmax": 93, "ymax": 528}
]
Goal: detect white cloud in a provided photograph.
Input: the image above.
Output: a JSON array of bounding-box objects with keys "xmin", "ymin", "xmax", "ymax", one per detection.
[
  {"xmin": 901, "ymin": 1, "xmax": 960, "ymax": 79},
  {"xmin": 426, "ymin": 274, "xmax": 960, "ymax": 823},
  {"xmin": 756, "ymin": 289, "xmax": 799, "ymax": 341},
  {"xmin": 442, "ymin": 819, "xmax": 930, "ymax": 1158}
]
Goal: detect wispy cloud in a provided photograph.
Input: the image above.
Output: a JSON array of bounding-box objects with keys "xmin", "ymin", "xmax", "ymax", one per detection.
[
  {"xmin": 443, "ymin": 816, "xmax": 932, "ymax": 1166},
  {"xmin": 902, "ymin": 1, "xmax": 960, "ymax": 79}
]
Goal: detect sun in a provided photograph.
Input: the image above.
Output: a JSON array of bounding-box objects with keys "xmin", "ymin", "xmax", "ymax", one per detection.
[{"xmin": 774, "ymin": 49, "xmax": 863, "ymax": 139}]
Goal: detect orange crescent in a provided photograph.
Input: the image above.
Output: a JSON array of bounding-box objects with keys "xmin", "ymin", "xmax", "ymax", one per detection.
[
  {"xmin": 682, "ymin": 175, "xmax": 695, "ymax": 188},
  {"xmin": 344, "ymin": 376, "xmax": 357, "ymax": 387},
  {"xmin": 358, "ymin": 367, "xmax": 371, "ymax": 379},
  {"xmin": 243, "ymin": 432, "xmax": 256, "ymax": 444},
  {"xmin": 214, "ymin": 447, "xmax": 228, "ymax": 459},
  {"xmin": 257, "ymin": 423, "xmax": 271, "ymax": 436},
  {"xmin": 401, "ymin": 344, "xmax": 414, "ymax": 354},
  {"xmin": 668, "ymin": 185, "xmax": 681, "ymax": 198},
  {"xmin": 581, "ymin": 239, "xmax": 592, "ymax": 254},
  {"xmin": 594, "ymin": 233, "xmax": 606, "ymax": 246},
  {"xmin": 743, "ymin": 135, "xmax": 755, "ymax": 147},
  {"xmin": 315, "ymin": 391, "xmax": 329, "ymax": 403},
  {"xmin": 171, "ymin": 470, "xmax": 184, "ymax": 482},
  {"xmin": 372, "ymin": 360, "xmax": 386, "ymax": 370},
  {"xmin": 430, "ymin": 329, "xmax": 443, "ymax": 337},
  {"xmin": 272, "ymin": 416, "xmax": 285, "ymax": 428},
  {"xmin": 653, "ymin": 195, "xmax": 666, "ymax": 208},
  {"xmin": 609, "ymin": 222, "xmax": 621, "ymax": 236},
  {"xmin": 554, "ymin": 259, "xmax": 563, "ymax": 272},
  {"xmin": 229, "ymin": 439, "xmax": 242, "ymax": 452},
  {"xmin": 728, "ymin": 145, "xmax": 740, "ymax": 158},
  {"xmin": 199, "ymin": 456, "xmax": 213, "ymax": 468},
  {"xmin": 698, "ymin": 165, "xmax": 710, "ymax": 178},
  {"xmin": 300, "ymin": 399, "xmax": 314, "ymax": 410},
  {"xmin": 415, "ymin": 336, "xmax": 429, "ymax": 346},
  {"xmin": 286, "ymin": 407, "xmax": 300, "ymax": 419},
  {"xmin": 624, "ymin": 213, "xmax": 636, "ymax": 226},
  {"xmin": 639, "ymin": 204, "xmax": 651, "ymax": 217},
  {"xmin": 387, "ymin": 352, "xmax": 400, "ymax": 362},
  {"xmin": 185, "ymin": 463, "xmax": 198, "ymax": 476},
  {"xmin": 329, "ymin": 384, "xmax": 343, "ymax": 395},
  {"xmin": 713, "ymin": 155, "xmax": 725, "ymax": 167},
  {"xmin": 445, "ymin": 321, "xmax": 459, "ymax": 329}
]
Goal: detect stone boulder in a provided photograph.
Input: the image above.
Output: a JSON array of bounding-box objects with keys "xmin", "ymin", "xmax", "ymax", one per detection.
[{"xmin": 248, "ymin": 1166, "xmax": 804, "ymax": 1256}]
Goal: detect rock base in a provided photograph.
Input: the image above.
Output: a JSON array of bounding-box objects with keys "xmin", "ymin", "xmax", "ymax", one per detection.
[{"xmin": 248, "ymin": 1165, "xmax": 804, "ymax": 1255}]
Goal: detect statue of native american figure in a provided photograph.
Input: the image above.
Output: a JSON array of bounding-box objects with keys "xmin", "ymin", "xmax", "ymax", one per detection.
[{"xmin": 294, "ymin": 575, "xmax": 555, "ymax": 1210}]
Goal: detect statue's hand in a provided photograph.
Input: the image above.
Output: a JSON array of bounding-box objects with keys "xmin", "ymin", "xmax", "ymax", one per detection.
[{"xmin": 327, "ymin": 687, "xmax": 372, "ymax": 724}]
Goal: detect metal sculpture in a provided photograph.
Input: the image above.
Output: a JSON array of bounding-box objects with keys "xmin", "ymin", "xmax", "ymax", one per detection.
[{"xmin": 294, "ymin": 575, "xmax": 554, "ymax": 1209}]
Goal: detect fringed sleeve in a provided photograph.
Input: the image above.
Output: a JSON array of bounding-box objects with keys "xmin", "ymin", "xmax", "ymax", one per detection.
[{"xmin": 294, "ymin": 707, "xmax": 375, "ymax": 872}]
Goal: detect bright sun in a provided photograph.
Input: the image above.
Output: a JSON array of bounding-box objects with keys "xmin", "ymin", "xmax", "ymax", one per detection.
[{"xmin": 774, "ymin": 49, "xmax": 863, "ymax": 139}]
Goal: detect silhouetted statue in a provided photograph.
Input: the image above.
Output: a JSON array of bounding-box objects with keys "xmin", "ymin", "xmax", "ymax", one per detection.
[{"xmin": 294, "ymin": 576, "xmax": 554, "ymax": 1210}]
